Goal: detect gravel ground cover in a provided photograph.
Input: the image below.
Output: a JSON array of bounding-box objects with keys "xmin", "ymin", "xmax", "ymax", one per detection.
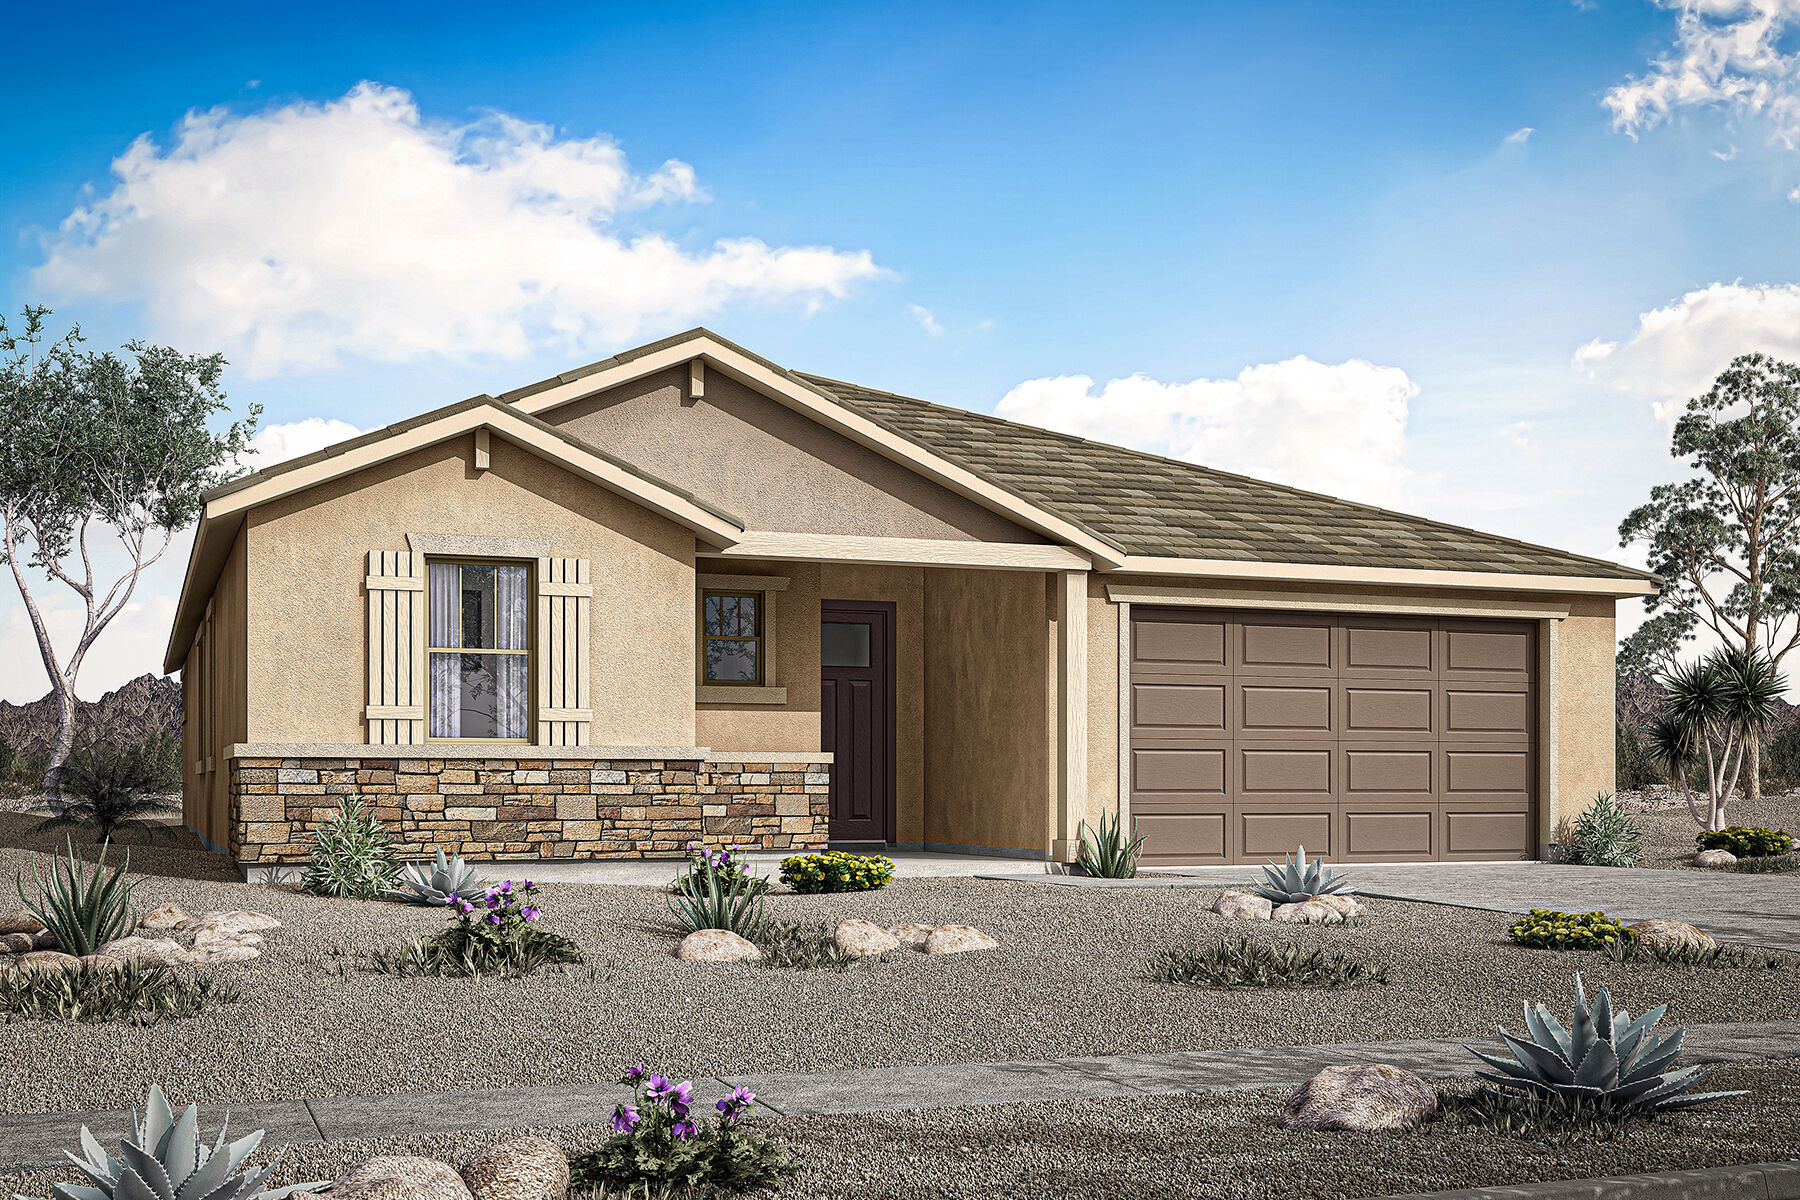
[
  {"xmin": 6, "ymin": 1062, "xmax": 1798, "ymax": 1200},
  {"xmin": 1631, "ymin": 794, "xmax": 1800, "ymax": 871},
  {"xmin": 4, "ymin": 816, "xmax": 1800, "ymax": 1117}
]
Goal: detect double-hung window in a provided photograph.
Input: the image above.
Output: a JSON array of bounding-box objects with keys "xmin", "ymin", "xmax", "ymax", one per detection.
[
  {"xmin": 702, "ymin": 590, "xmax": 763, "ymax": 685},
  {"xmin": 427, "ymin": 560, "xmax": 531, "ymax": 740}
]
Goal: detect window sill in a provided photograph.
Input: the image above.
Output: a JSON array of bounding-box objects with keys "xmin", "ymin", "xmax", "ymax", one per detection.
[{"xmin": 696, "ymin": 685, "xmax": 788, "ymax": 705}]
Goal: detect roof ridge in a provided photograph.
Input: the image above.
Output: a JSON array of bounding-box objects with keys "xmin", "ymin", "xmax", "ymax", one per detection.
[{"xmin": 796, "ymin": 371, "xmax": 1653, "ymax": 582}]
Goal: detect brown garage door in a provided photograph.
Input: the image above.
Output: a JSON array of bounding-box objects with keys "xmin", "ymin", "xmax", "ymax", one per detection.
[{"xmin": 1129, "ymin": 608, "xmax": 1536, "ymax": 865}]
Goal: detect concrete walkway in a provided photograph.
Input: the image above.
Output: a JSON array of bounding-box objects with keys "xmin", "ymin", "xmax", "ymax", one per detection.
[
  {"xmin": 496, "ymin": 849, "xmax": 1055, "ymax": 887},
  {"xmin": 6, "ymin": 1018, "xmax": 1795, "ymax": 1171}
]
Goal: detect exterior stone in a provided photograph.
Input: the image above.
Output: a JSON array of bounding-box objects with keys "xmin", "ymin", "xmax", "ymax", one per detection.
[
  {"xmin": 229, "ymin": 755, "xmax": 830, "ymax": 864},
  {"xmin": 1281, "ymin": 1063, "xmax": 1437, "ymax": 1131}
]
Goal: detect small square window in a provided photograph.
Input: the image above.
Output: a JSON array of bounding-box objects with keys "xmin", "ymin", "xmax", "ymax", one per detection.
[{"xmin": 702, "ymin": 590, "xmax": 763, "ymax": 685}]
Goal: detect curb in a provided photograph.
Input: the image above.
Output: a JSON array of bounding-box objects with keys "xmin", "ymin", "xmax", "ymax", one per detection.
[{"xmin": 1372, "ymin": 1158, "xmax": 1800, "ymax": 1199}]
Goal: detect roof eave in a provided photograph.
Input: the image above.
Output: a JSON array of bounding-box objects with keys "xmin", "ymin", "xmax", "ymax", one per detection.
[{"xmin": 1111, "ymin": 555, "xmax": 1661, "ymax": 597}]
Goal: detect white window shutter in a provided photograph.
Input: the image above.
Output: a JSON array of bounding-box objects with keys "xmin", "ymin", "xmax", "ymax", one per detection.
[
  {"xmin": 537, "ymin": 557, "xmax": 593, "ymax": 746},
  {"xmin": 365, "ymin": 550, "xmax": 426, "ymax": 744}
]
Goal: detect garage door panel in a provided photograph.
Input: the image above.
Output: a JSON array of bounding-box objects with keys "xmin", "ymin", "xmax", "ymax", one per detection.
[
  {"xmin": 1137, "ymin": 813, "xmax": 1229, "ymax": 865},
  {"xmin": 1442, "ymin": 809, "xmax": 1532, "ymax": 860},
  {"xmin": 1442, "ymin": 685, "xmax": 1532, "ymax": 742},
  {"xmin": 1441, "ymin": 621, "xmax": 1533, "ymax": 681},
  {"xmin": 1239, "ymin": 747, "xmax": 1333, "ymax": 796},
  {"xmin": 1342, "ymin": 686, "xmax": 1434, "ymax": 739},
  {"xmin": 1133, "ymin": 747, "xmax": 1226, "ymax": 796},
  {"xmin": 1133, "ymin": 682, "xmax": 1226, "ymax": 743},
  {"xmin": 1238, "ymin": 807, "xmax": 1334, "ymax": 859},
  {"xmin": 1237, "ymin": 679, "xmax": 1335, "ymax": 739},
  {"xmin": 1339, "ymin": 804, "xmax": 1435, "ymax": 860},
  {"xmin": 1444, "ymin": 748, "xmax": 1531, "ymax": 797},
  {"xmin": 1341, "ymin": 621, "xmax": 1435, "ymax": 677},
  {"xmin": 1342, "ymin": 746, "xmax": 1433, "ymax": 799},
  {"xmin": 1132, "ymin": 613, "xmax": 1226, "ymax": 678},
  {"xmin": 1236, "ymin": 617, "xmax": 1334, "ymax": 675}
]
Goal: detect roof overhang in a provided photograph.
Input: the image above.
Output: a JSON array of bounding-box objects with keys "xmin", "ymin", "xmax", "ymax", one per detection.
[
  {"xmin": 506, "ymin": 330, "xmax": 1131, "ymax": 570},
  {"xmin": 1110, "ymin": 555, "xmax": 1660, "ymax": 598},
  {"xmin": 161, "ymin": 397, "xmax": 744, "ymax": 674}
]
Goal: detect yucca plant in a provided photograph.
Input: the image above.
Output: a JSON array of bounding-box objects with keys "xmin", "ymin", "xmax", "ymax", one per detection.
[
  {"xmin": 390, "ymin": 846, "xmax": 489, "ymax": 905},
  {"xmin": 667, "ymin": 853, "xmax": 770, "ymax": 939},
  {"xmin": 1467, "ymin": 973, "xmax": 1746, "ymax": 1111},
  {"xmin": 1076, "ymin": 810, "xmax": 1145, "ymax": 879},
  {"xmin": 1660, "ymin": 648, "xmax": 1787, "ymax": 830},
  {"xmin": 15, "ymin": 835, "xmax": 141, "ymax": 956},
  {"xmin": 300, "ymin": 797, "xmax": 400, "ymax": 900},
  {"xmin": 1568, "ymin": 792, "xmax": 1642, "ymax": 867},
  {"xmin": 1248, "ymin": 844, "xmax": 1354, "ymax": 904},
  {"xmin": 16, "ymin": 1084, "xmax": 324, "ymax": 1200}
]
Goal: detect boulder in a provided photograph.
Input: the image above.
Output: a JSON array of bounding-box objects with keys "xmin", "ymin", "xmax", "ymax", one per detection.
[
  {"xmin": 77, "ymin": 954, "xmax": 124, "ymax": 972},
  {"xmin": 923, "ymin": 925, "xmax": 998, "ymax": 955},
  {"xmin": 1280, "ymin": 1063, "xmax": 1438, "ymax": 1131},
  {"xmin": 182, "ymin": 910, "xmax": 281, "ymax": 936},
  {"xmin": 330, "ymin": 1156, "xmax": 473, "ymax": 1200},
  {"xmin": 460, "ymin": 1138, "xmax": 569, "ymax": 1200},
  {"xmin": 834, "ymin": 919, "xmax": 900, "ymax": 957},
  {"xmin": 192, "ymin": 943, "xmax": 261, "ymax": 964},
  {"xmin": 0, "ymin": 912, "xmax": 45, "ymax": 937},
  {"xmin": 31, "ymin": 929, "xmax": 58, "ymax": 949},
  {"xmin": 97, "ymin": 936, "xmax": 195, "ymax": 967},
  {"xmin": 1311, "ymin": 894, "xmax": 1366, "ymax": 920},
  {"xmin": 139, "ymin": 903, "xmax": 192, "ymax": 931},
  {"xmin": 9, "ymin": 950, "xmax": 80, "ymax": 974},
  {"xmin": 887, "ymin": 922, "xmax": 936, "ymax": 947},
  {"xmin": 1693, "ymin": 849, "xmax": 1738, "ymax": 868},
  {"xmin": 1629, "ymin": 919, "xmax": 1717, "ymax": 954},
  {"xmin": 675, "ymin": 929, "xmax": 761, "ymax": 962},
  {"xmin": 0, "ymin": 933, "xmax": 35, "ymax": 954},
  {"xmin": 1211, "ymin": 890, "xmax": 1273, "ymax": 920},
  {"xmin": 194, "ymin": 927, "xmax": 264, "ymax": 951},
  {"xmin": 1273, "ymin": 899, "xmax": 1347, "ymax": 925}
]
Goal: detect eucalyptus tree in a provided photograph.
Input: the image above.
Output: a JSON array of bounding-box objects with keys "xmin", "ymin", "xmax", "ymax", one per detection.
[
  {"xmin": 0, "ymin": 307, "xmax": 257, "ymax": 809},
  {"xmin": 1619, "ymin": 353, "xmax": 1800, "ymax": 799},
  {"xmin": 1658, "ymin": 647, "xmax": 1786, "ymax": 830}
]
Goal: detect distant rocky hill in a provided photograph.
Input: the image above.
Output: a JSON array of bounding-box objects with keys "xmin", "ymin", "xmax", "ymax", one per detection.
[
  {"xmin": 0, "ymin": 674, "xmax": 181, "ymax": 762},
  {"xmin": 1618, "ymin": 671, "xmax": 1800, "ymax": 741}
]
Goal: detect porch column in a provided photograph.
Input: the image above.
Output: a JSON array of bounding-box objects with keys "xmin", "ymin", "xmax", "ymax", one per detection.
[{"xmin": 1052, "ymin": 569, "xmax": 1088, "ymax": 862}]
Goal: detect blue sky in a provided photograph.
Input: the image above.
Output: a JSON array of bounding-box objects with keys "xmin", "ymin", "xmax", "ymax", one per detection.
[{"xmin": 5, "ymin": 0, "xmax": 1799, "ymax": 699}]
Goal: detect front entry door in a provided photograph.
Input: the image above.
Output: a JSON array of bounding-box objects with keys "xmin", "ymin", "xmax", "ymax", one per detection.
[{"xmin": 821, "ymin": 600, "xmax": 895, "ymax": 843}]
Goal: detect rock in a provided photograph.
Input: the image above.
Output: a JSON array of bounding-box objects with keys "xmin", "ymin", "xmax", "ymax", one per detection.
[
  {"xmin": 1273, "ymin": 899, "xmax": 1347, "ymax": 925},
  {"xmin": 923, "ymin": 924, "xmax": 998, "ymax": 955},
  {"xmin": 460, "ymin": 1137, "xmax": 569, "ymax": 1200},
  {"xmin": 9, "ymin": 950, "xmax": 80, "ymax": 974},
  {"xmin": 331, "ymin": 1156, "xmax": 473, "ymax": 1200},
  {"xmin": 887, "ymin": 922, "xmax": 936, "ymax": 947},
  {"xmin": 834, "ymin": 919, "xmax": 900, "ymax": 957},
  {"xmin": 1693, "ymin": 849, "xmax": 1738, "ymax": 868},
  {"xmin": 1280, "ymin": 1063, "xmax": 1439, "ymax": 1131},
  {"xmin": 139, "ymin": 903, "xmax": 192, "ymax": 930},
  {"xmin": 97, "ymin": 936, "xmax": 195, "ymax": 967},
  {"xmin": 1211, "ymin": 890, "xmax": 1273, "ymax": 920},
  {"xmin": 77, "ymin": 954, "xmax": 124, "ymax": 972},
  {"xmin": 30, "ymin": 929, "xmax": 57, "ymax": 949},
  {"xmin": 182, "ymin": 910, "xmax": 281, "ymax": 936},
  {"xmin": 1630, "ymin": 919, "xmax": 1717, "ymax": 953},
  {"xmin": 675, "ymin": 929, "xmax": 761, "ymax": 962},
  {"xmin": 194, "ymin": 927, "xmax": 264, "ymax": 951},
  {"xmin": 0, "ymin": 933, "xmax": 35, "ymax": 954},
  {"xmin": 0, "ymin": 912, "xmax": 45, "ymax": 937},
  {"xmin": 192, "ymin": 943, "xmax": 260, "ymax": 964},
  {"xmin": 1311, "ymin": 894, "xmax": 1366, "ymax": 919}
]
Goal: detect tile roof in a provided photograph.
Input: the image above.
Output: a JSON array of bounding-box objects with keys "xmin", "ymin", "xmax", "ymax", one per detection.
[{"xmin": 795, "ymin": 372, "xmax": 1653, "ymax": 581}]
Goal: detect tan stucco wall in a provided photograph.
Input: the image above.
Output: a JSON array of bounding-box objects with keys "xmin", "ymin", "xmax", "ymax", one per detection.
[
  {"xmin": 694, "ymin": 561, "xmax": 824, "ymax": 752},
  {"xmin": 1085, "ymin": 576, "xmax": 1620, "ymax": 851},
  {"xmin": 241, "ymin": 433, "xmax": 698, "ymax": 747},
  {"xmin": 923, "ymin": 568, "xmax": 1053, "ymax": 853},
  {"xmin": 542, "ymin": 365, "xmax": 1048, "ymax": 543}
]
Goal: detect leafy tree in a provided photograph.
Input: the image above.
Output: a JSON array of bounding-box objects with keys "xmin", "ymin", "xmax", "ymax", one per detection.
[
  {"xmin": 30, "ymin": 740, "xmax": 179, "ymax": 842},
  {"xmin": 0, "ymin": 307, "xmax": 257, "ymax": 811},
  {"xmin": 1659, "ymin": 647, "xmax": 1786, "ymax": 829},
  {"xmin": 1619, "ymin": 353, "xmax": 1800, "ymax": 800}
]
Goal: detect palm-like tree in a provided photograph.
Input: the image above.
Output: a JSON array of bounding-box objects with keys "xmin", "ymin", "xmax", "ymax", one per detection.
[
  {"xmin": 1659, "ymin": 647, "xmax": 1787, "ymax": 830},
  {"xmin": 30, "ymin": 742, "xmax": 177, "ymax": 843}
]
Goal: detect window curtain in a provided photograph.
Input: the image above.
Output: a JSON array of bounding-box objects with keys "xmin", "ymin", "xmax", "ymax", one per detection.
[
  {"xmin": 429, "ymin": 563, "xmax": 461, "ymax": 738},
  {"xmin": 495, "ymin": 565, "xmax": 530, "ymax": 736}
]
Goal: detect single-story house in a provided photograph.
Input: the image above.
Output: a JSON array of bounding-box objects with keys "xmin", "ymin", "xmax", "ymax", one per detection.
[{"xmin": 164, "ymin": 329, "xmax": 1658, "ymax": 872}]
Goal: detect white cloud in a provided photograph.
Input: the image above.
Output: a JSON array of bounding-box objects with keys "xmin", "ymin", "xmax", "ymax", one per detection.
[
  {"xmin": 244, "ymin": 417, "xmax": 366, "ymax": 467},
  {"xmin": 34, "ymin": 83, "xmax": 886, "ymax": 378},
  {"xmin": 0, "ymin": 571, "xmax": 181, "ymax": 703},
  {"xmin": 1504, "ymin": 126, "xmax": 1535, "ymax": 145},
  {"xmin": 908, "ymin": 304, "xmax": 944, "ymax": 336},
  {"xmin": 995, "ymin": 355, "xmax": 1418, "ymax": 507},
  {"xmin": 1604, "ymin": 0, "xmax": 1800, "ymax": 147},
  {"xmin": 1574, "ymin": 281, "xmax": 1800, "ymax": 419}
]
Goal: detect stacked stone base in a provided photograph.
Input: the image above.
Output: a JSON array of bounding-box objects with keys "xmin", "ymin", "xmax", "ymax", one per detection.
[{"xmin": 229, "ymin": 755, "xmax": 831, "ymax": 864}]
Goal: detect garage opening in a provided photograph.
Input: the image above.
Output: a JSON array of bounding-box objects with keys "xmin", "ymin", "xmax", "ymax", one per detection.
[{"xmin": 1128, "ymin": 607, "xmax": 1536, "ymax": 865}]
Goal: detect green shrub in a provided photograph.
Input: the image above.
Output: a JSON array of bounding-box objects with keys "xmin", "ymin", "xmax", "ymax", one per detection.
[
  {"xmin": 570, "ymin": 1067, "xmax": 795, "ymax": 1196},
  {"xmin": 1435, "ymin": 1086, "xmax": 1649, "ymax": 1146},
  {"xmin": 1698, "ymin": 825, "xmax": 1797, "ymax": 857},
  {"xmin": 1601, "ymin": 937, "xmax": 1791, "ymax": 969},
  {"xmin": 33, "ymin": 742, "xmax": 179, "ymax": 843},
  {"xmin": 15, "ymin": 835, "xmax": 142, "ymax": 956},
  {"xmin": 1615, "ymin": 725, "xmax": 1665, "ymax": 791},
  {"xmin": 301, "ymin": 797, "xmax": 401, "ymax": 899},
  {"xmin": 755, "ymin": 921, "xmax": 858, "ymax": 971},
  {"xmin": 671, "ymin": 844, "xmax": 770, "ymax": 898},
  {"xmin": 1508, "ymin": 909, "xmax": 1635, "ymax": 951},
  {"xmin": 1148, "ymin": 937, "xmax": 1387, "ymax": 989},
  {"xmin": 370, "ymin": 879, "xmax": 579, "ymax": 977},
  {"xmin": 1763, "ymin": 726, "xmax": 1800, "ymax": 791},
  {"xmin": 1076, "ymin": 810, "xmax": 1145, "ymax": 879},
  {"xmin": 778, "ymin": 850, "xmax": 895, "ymax": 894},
  {"xmin": 1568, "ymin": 792, "xmax": 1642, "ymax": 867},
  {"xmin": 667, "ymin": 854, "xmax": 770, "ymax": 939},
  {"xmin": 1725, "ymin": 852, "xmax": 1800, "ymax": 874},
  {"xmin": 0, "ymin": 958, "xmax": 240, "ymax": 1024}
]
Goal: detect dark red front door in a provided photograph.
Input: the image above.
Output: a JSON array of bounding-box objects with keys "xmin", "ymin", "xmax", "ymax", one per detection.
[{"xmin": 821, "ymin": 600, "xmax": 895, "ymax": 843}]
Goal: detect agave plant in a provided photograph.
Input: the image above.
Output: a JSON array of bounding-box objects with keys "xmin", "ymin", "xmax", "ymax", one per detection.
[
  {"xmin": 16, "ymin": 835, "xmax": 141, "ymax": 956},
  {"xmin": 1248, "ymin": 844, "xmax": 1354, "ymax": 904},
  {"xmin": 1076, "ymin": 810, "xmax": 1146, "ymax": 879},
  {"xmin": 667, "ymin": 853, "xmax": 770, "ymax": 940},
  {"xmin": 390, "ymin": 847, "xmax": 489, "ymax": 905},
  {"xmin": 18, "ymin": 1084, "xmax": 324, "ymax": 1200},
  {"xmin": 1466, "ymin": 974, "xmax": 1747, "ymax": 1111}
]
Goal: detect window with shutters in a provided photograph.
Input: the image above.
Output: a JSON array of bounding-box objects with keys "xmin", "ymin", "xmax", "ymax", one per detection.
[{"xmin": 426, "ymin": 559, "xmax": 533, "ymax": 741}]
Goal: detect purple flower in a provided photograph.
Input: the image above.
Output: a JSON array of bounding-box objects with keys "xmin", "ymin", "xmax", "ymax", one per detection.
[
  {"xmin": 521, "ymin": 904, "xmax": 541, "ymax": 922},
  {"xmin": 486, "ymin": 912, "xmax": 502, "ymax": 926},
  {"xmin": 520, "ymin": 879, "xmax": 535, "ymax": 891},
  {"xmin": 645, "ymin": 1074, "xmax": 672, "ymax": 1099},
  {"xmin": 670, "ymin": 1120, "xmax": 697, "ymax": 1141},
  {"xmin": 498, "ymin": 880, "xmax": 514, "ymax": 895},
  {"xmin": 620, "ymin": 1063, "xmax": 648, "ymax": 1083},
  {"xmin": 451, "ymin": 897, "xmax": 473, "ymax": 916},
  {"xmin": 610, "ymin": 1104, "xmax": 641, "ymax": 1133}
]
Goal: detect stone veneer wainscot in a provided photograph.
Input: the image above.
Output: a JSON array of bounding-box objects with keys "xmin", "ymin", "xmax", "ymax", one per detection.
[{"xmin": 225, "ymin": 747, "xmax": 831, "ymax": 864}]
